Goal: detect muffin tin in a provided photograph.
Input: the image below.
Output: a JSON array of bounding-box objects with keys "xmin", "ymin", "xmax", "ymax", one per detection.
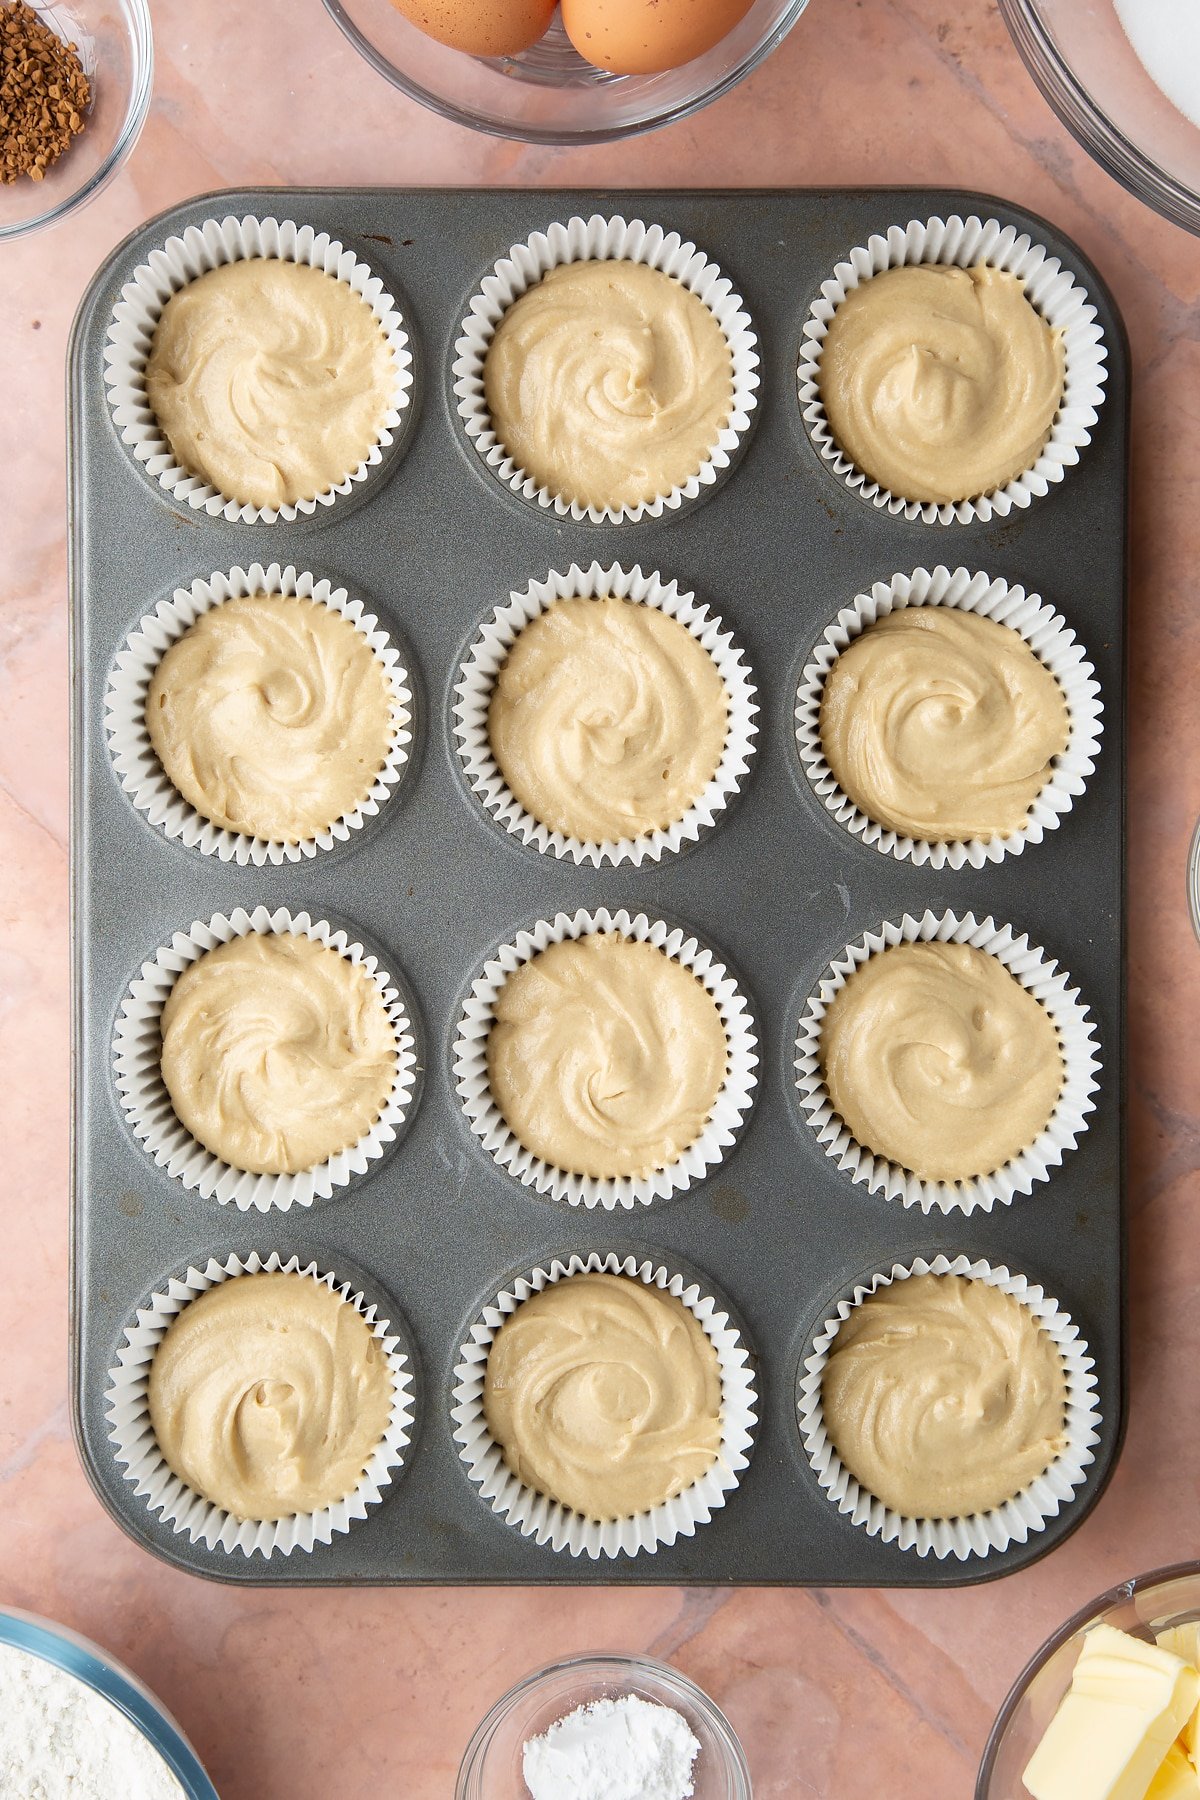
[{"xmin": 69, "ymin": 187, "xmax": 1127, "ymax": 1586}]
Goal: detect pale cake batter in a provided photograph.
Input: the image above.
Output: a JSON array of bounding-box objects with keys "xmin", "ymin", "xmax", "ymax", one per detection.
[
  {"xmin": 483, "ymin": 260, "xmax": 733, "ymax": 512},
  {"xmin": 486, "ymin": 934, "xmax": 727, "ymax": 1180},
  {"xmin": 821, "ymin": 1273, "xmax": 1068, "ymax": 1518},
  {"xmin": 147, "ymin": 594, "xmax": 393, "ymax": 843},
  {"xmin": 487, "ymin": 597, "xmax": 727, "ymax": 843},
  {"xmin": 818, "ymin": 263, "xmax": 1064, "ymax": 505},
  {"xmin": 819, "ymin": 940, "xmax": 1063, "ymax": 1182},
  {"xmin": 483, "ymin": 1273, "xmax": 722, "ymax": 1519},
  {"xmin": 159, "ymin": 933, "xmax": 396, "ymax": 1176},
  {"xmin": 146, "ymin": 259, "xmax": 395, "ymax": 510},
  {"xmin": 148, "ymin": 1272, "xmax": 394, "ymax": 1521}
]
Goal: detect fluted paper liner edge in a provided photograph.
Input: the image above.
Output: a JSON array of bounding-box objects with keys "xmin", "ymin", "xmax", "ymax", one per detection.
[
  {"xmin": 113, "ymin": 905, "xmax": 419, "ymax": 1211},
  {"xmin": 105, "ymin": 562, "xmax": 414, "ymax": 865},
  {"xmin": 797, "ymin": 213, "xmax": 1108, "ymax": 525},
  {"xmin": 104, "ymin": 213, "xmax": 414, "ymax": 524},
  {"xmin": 108, "ymin": 1250, "xmax": 415, "ymax": 1558},
  {"xmin": 452, "ymin": 213, "xmax": 759, "ymax": 525},
  {"xmin": 453, "ymin": 907, "xmax": 758, "ymax": 1209},
  {"xmin": 454, "ymin": 560, "xmax": 758, "ymax": 867},
  {"xmin": 794, "ymin": 564, "xmax": 1103, "ymax": 869},
  {"xmin": 794, "ymin": 908, "xmax": 1100, "ymax": 1214},
  {"xmin": 797, "ymin": 1252, "xmax": 1100, "ymax": 1560},
  {"xmin": 452, "ymin": 1249, "xmax": 757, "ymax": 1560}
]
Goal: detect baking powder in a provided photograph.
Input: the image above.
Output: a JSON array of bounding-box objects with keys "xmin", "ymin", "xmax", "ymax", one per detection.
[
  {"xmin": 522, "ymin": 1692, "xmax": 701, "ymax": 1800},
  {"xmin": 0, "ymin": 1640, "xmax": 187, "ymax": 1800}
]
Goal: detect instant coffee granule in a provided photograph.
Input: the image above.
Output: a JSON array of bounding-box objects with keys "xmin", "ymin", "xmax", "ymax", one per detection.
[{"xmin": 1, "ymin": 0, "xmax": 91, "ymax": 184}]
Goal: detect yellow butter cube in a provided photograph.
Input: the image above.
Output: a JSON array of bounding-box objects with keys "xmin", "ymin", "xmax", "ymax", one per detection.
[
  {"xmin": 1156, "ymin": 1626, "xmax": 1200, "ymax": 1762},
  {"xmin": 1023, "ymin": 1623, "xmax": 1200, "ymax": 1800},
  {"xmin": 1146, "ymin": 1744, "xmax": 1200, "ymax": 1799}
]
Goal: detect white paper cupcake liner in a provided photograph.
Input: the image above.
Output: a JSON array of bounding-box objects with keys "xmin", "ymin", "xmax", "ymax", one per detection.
[
  {"xmin": 104, "ymin": 215, "xmax": 414, "ymax": 524},
  {"xmin": 452, "ymin": 214, "xmax": 759, "ymax": 525},
  {"xmin": 797, "ymin": 1252, "xmax": 1101, "ymax": 1560},
  {"xmin": 454, "ymin": 907, "xmax": 758, "ymax": 1210},
  {"xmin": 452, "ymin": 1249, "xmax": 757, "ymax": 1559},
  {"xmin": 795, "ymin": 565, "xmax": 1103, "ymax": 869},
  {"xmin": 113, "ymin": 905, "xmax": 420, "ymax": 1212},
  {"xmin": 108, "ymin": 1250, "xmax": 416, "ymax": 1558},
  {"xmin": 453, "ymin": 561, "xmax": 758, "ymax": 868},
  {"xmin": 797, "ymin": 214, "xmax": 1109, "ymax": 524},
  {"xmin": 794, "ymin": 909, "xmax": 1100, "ymax": 1215},
  {"xmin": 105, "ymin": 562, "xmax": 414, "ymax": 866}
]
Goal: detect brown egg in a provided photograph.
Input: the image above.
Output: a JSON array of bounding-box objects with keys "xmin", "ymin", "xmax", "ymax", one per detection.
[
  {"xmin": 562, "ymin": 0, "xmax": 757, "ymax": 71},
  {"xmin": 388, "ymin": 0, "xmax": 557, "ymax": 57}
]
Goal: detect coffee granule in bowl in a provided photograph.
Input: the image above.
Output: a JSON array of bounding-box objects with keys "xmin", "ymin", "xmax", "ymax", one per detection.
[{"xmin": 1, "ymin": 0, "xmax": 91, "ymax": 183}]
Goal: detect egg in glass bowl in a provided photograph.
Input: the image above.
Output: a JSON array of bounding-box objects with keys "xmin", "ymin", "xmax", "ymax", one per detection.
[{"xmin": 322, "ymin": 0, "xmax": 812, "ymax": 143}]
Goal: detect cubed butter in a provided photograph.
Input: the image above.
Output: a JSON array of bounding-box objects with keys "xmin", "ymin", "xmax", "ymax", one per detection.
[
  {"xmin": 1157, "ymin": 1626, "xmax": 1200, "ymax": 1761},
  {"xmin": 1146, "ymin": 1744, "xmax": 1200, "ymax": 1800},
  {"xmin": 1023, "ymin": 1623, "xmax": 1200, "ymax": 1800}
]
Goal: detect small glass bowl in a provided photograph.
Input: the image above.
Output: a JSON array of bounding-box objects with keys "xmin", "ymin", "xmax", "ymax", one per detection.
[
  {"xmin": 323, "ymin": 0, "xmax": 810, "ymax": 145},
  {"xmin": 0, "ymin": 0, "xmax": 153, "ymax": 243},
  {"xmin": 457, "ymin": 1652, "xmax": 752, "ymax": 1798},
  {"xmin": 998, "ymin": 0, "xmax": 1200, "ymax": 237},
  {"xmin": 0, "ymin": 1605, "xmax": 218, "ymax": 1799},
  {"xmin": 977, "ymin": 1561, "xmax": 1200, "ymax": 1797},
  {"xmin": 1188, "ymin": 815, "xmax": 1200, "ymax": 942}
]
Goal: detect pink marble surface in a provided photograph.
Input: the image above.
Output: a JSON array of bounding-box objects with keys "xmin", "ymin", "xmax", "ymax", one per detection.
[{"xmin": 2, "ymin": 0, "xmax": 1198, "ymax": 1793}]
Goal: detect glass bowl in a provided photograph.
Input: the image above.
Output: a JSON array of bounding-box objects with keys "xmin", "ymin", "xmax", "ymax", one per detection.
[
  {"xmin": 323, "ymin": 0, "xmax": 809, "ymax": 144},
  {"xmin": 1188, "ymin": 814, "xmax": 1200, "ymax": 942},
  {"xmin": 978, "ymin": 1561, "xmax": 1200, "ymax": 1797},
  {"xmin": 0, "ymin": 1605, "xmax": 219, "ymax": 1798},
  {"xmin": 998, "ymin": 0, "xmax": 1200, "ymax": 236},
  {"xmin": 456, "ymin": 1652, "xmax": 752, "ymax": 1798},
  {"xmin": 0, "ymin": 0, "xmax": 153, "ymax": 244}
]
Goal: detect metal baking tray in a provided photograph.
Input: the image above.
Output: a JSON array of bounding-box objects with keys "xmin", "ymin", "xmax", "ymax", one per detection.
[{"xmin": 69, "ymin": 187, "xmax": 1127, "ymax": 1586}]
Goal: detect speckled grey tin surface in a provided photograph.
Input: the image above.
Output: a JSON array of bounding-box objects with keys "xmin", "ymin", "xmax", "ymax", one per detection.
[{"xmin": 69, "ymin": 187, "xmax": 1127, "ymax": 1586}]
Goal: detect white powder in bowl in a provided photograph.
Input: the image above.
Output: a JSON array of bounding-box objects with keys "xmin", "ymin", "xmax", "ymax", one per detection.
[
  {"xmin": 1115, "ymin": 0, "xmax": 1200, "ymax": 130},
  {"xmin": 522, "ymin": 1693, "xmax": 701, "ymax": 1800},
  {"xmin": 0, "ymin": 1640, "xmax": 188, "ymax": 1800}
]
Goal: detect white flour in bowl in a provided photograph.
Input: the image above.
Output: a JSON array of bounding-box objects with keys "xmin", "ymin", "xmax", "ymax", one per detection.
[
  {"xmin": 522, "ymin": 1693, "xmax": 701, "ymax": 1800},
  {"xmin": 0, "ymin": 1640, "xmax": 187, "ymax": 1799},
  {"xmin": 1115, "ymin": 0, "xmax": 1200, "ymax": 129}
]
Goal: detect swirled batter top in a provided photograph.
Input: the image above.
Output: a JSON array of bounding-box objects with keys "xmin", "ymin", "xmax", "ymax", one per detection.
[
  {"xmin": 818, "ymin": 607, "xmax": 1069, "ymax": 842},
  {"xmin": 821, "ymin": 1273, "xmax": 1068, "ymax": 1518},
  {"xmin": 483, "ymin": 260, "xmax": 734, "ymax": 513},
  {"xmin": 483, "ymin": 1273, "xmax": 722, "ymax": 1519},
  {"xmin": 145, "ymin": 260, "xmax": 395, "ymax": 510},
  {"xmin": 159, "ymin": 933, "xmax": 396, "ymax": 1176},
  {"xmin": 819, "ymin": 941, "xmax": 1063, "ymax": 1183},
  {"xmin": 487, "ymin": 597, "xmax": 727, "ymax": 843},
  {"xmin": 486, "ymin": 933, "xmax": 727, "ymax": 1180},
  {"xmin": 148, "ymin": 1272, "xmax": 393, "ymax": 1521},
  {"xmin": 146, "ymin": 594, "xmax": 394, "ymax": 843},
  {"xmin": 817, "ymin": 263, "xmax": 1065, "ymax": 505}
]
